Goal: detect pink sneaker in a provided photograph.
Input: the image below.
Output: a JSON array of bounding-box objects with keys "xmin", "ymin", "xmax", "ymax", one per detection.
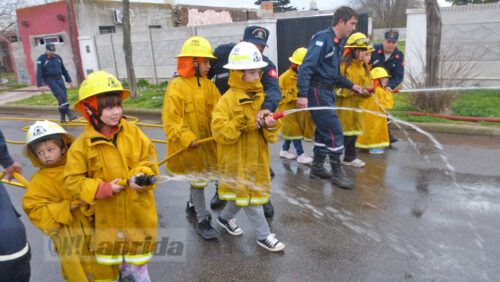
[
  {"xmin": 297, "ymin": 153, "xmax": 313, "ymax": 165},
  {"xmin": 280, "ymin": 149, "xmax": 297, "ymax": 160}
]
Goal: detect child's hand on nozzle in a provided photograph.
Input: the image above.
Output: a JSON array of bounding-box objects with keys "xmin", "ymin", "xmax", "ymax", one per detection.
[
  {"xmin": 129, "ymin": 172, "xmax": 146, "ymax": 191},
  {"xmin": 189, "ymin": 139, "xmax": 200, "ymax": 149},
  {"xmin": 263, "ymin": 115, "xmax": 277, "ymax": 127},
  {"xmin": 110, "ymin": 178, "xmax": 126, "ymax": 193}
]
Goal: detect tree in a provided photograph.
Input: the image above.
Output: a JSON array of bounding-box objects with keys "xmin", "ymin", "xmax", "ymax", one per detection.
[
  {"xmin": 65, "ymin": 0, "xmax": 83, "ymax": 85},
  {"xmin": 446, "ymin": 0, "xmax": 498, "ymax": 4},
  {"xmin": 419, "ymin": 0, "xmax": 442, "ymax": 112},
  {"xmin": 0, "ymin": 0, "xmax": 33, "ymax": 36},
  {"xmin": 254, "ymin": 0, "xmax": 297, "ymax": 12},
  {"xmin": 122, "ymin": 0, "xmax": 138, "ymax": 98},
  {"xmin": 353, "ymin": 0, "xmax": 423, "ymax": 28}
]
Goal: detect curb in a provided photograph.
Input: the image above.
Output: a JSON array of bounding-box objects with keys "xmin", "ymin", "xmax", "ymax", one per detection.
[{"xmin": 1, "ymin": 104, "xmax": 499, "ymax": 137}]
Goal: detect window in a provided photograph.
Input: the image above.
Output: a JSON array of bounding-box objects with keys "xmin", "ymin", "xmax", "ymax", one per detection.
[
  {"xmin": 34, "ymin": 35, "xmax": 64, "ymax": 46},
  {"xmin": 149, "ymin": 25, "xmax": 161, "ymax": 29},
  {"xmin": 99, "ymin": 26, "xmax": 116, "ymax": 35}
]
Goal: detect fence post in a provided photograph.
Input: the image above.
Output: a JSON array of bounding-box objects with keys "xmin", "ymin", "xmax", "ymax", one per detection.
[
  {"xmin": 148, "ymin": 29, "xmax": 158, "ymax": 85},
  {"xmin": 109, "ymin": 33, "xmax": 119, "ymax": 78}
]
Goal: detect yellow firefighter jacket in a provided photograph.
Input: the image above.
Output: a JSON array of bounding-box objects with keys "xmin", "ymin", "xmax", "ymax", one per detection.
[
  {"xmin": 23, "ymin": 137, "xmax": 118, "ymax": 281},
  {"xmin": 278, "ymin": 68, "xmax": 315, "ymax": 141},
  {"xmin": 335, "ymin": 59, "xmax": 373, "ymax": 136},
  {"xmin": 211, "ymin": 70, "xmax": 281, "ymax": 206},
  {"xmin": 162, "ymin": 76, "xmax": 220, "ymax": 187},
  {"xmin": 356, "ymin": 86, "xmax": 394, "ymax": 149},
  {"xmin": 64, "ymin": 119, "xmax": 159, "ymax": 266}
]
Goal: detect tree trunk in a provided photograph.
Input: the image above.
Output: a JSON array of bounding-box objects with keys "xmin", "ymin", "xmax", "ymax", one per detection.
[
  {"xmin": 122, "ymin": 0, "xmax": 138, "ymax": 98},
  {"xmin": 424, "ymin": 0, "xmax": 442, "ymax": 112},
  {"xmin": 65, "ymin": 0, "xmax": 83, "ymax": 85}
]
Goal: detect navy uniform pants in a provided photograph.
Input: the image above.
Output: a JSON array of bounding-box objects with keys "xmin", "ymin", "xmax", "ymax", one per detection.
[
  {"xmin": 307, "ymin": 87, "xmax": 344, "ymax": 157},
  {"xmin": 46, "ymin": 77, "xmax": 69, "ymax": 113}
]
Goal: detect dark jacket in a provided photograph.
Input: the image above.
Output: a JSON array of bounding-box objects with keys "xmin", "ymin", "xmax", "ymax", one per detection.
[
  {"xmin": 36, "ymin": 53, "xmax": 72, "ymax": 87},
  {"xmin": 297, "ymin": 26, "xmax": 354, "ymax": 98},
  {"xmin": 370, "ymin": 43, "xmax": 405, "ymax": 89},
  {"xmin": 0, "ymin": 130, "xmax": 28, "ymax": 257}
]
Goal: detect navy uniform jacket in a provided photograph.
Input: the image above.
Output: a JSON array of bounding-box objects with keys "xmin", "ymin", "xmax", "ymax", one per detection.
[
  {"xmin": 297, "ymin": 27, "xmax": 353, "ymax": 98},
  {"xmin": 370, "ymin": 43, "xmax": 404, "ymax": 89},
  {"xmin": 36, "ymin": 53, "xmax": 72, "ymax": 87},
  {"xmin": 208, "ymin": 43, "xmax": 281, "ymax": 112},
  {"xmin": 0, "ymin": 130, "xmax": 28, "ymax": 257}
]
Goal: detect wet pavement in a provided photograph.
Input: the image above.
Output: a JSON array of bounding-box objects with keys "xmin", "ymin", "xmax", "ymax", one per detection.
[{"xmin": 1, "ymin": 110, "xmax": 500, "ymax": 281}]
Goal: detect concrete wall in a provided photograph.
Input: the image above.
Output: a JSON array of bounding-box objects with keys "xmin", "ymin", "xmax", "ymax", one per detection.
[
  {"xmin": 73, "ymin": 0, "xmax": 175, "ymax": 37},
  {"xmin": 405, "ymin": 3, "xmax": 500, "ymax": 87},
  {"xmin": 174, "ymin": 5, "xmax": 260, "ymax": 26},
  {"xmin": 372, "ymin": 28, "xmax": 406, "ymax": 41},
  {"xmin": 10, "ymin": 41, "xmax": 30, "ymax": 84},
  {"xmin": 92, "ymin": 19, "xmax": 278, "ymax": 83}
]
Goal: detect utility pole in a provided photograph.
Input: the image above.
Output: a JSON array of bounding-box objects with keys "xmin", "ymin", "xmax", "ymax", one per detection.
[
  {"xmin": 65, "ymin": 0, "xmax": 83, "ymax": 84},
  {"xmin": 122, "ymin": 0, "xmax": 138, "ymax": 98}
]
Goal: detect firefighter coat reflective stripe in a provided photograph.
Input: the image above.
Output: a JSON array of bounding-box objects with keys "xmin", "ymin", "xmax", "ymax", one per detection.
[
  {"xmin": 211, "ymin": 70, "xmax": 281, "ymax": 206},
  {"xmin": 64, "ymin": 119, "xmax": 159, "ymax": 265},
  {"xmin": 356, "ymin": 86, "xmax": 393, "ymax": 149},
  {"xmin": 162, "ymin": 76, "xmax": 220, "ymax": 187},
  {"xmin": 335, "ymin": 60, "xmax": 373, "ymax": 136}
]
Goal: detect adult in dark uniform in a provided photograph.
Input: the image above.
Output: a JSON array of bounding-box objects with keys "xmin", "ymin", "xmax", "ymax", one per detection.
[
  {"xmin": 0, "ymin": 130, "xmax": 30, "ymax": 282},
  {"xmin": 36, "ymin": 43, "xmax": 77, "ymax": 123},
  {"xmin": 296, "ymin": 6, "xmax": 368, "ymax": 189},
  {"xmin": 369, "ymin": 30, "xmax": 405, "ymax": 143},
  {"xmin": 207, "ymin": 26, "xmax": 281, "ymax": 217}
]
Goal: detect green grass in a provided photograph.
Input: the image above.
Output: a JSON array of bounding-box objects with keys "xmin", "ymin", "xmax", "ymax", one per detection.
[
  {"xmin": 9, "ymin": 88, "xmax": 166, "ymax": 109},
  {"xmin": 389, "ymin": 89, "xmax": 500, "ymax": 124},
  {"xmin": 451, "ymin": 90, "xmax": 500, "ymax": 118}
]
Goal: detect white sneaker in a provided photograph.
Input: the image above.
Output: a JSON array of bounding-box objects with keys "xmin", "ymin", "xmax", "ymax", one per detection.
[
  {"xmin": 341, "ymin": 158, "xmax": 366, "ymax": 168},
  {"xmin": 280, "ymin": 149, "xmax": 297, "ymax": 160},
  {"xmin": 297, "ymin": 153, "xmax": 313, "ymax": 165},
  {"xmin": 257, "ymin": 234, "xmax": 285, "ymax": 252}
]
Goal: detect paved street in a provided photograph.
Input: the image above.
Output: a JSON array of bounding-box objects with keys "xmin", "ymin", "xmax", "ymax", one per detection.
[{"xmin": 1, "ymin": 110, "xmax": 500, "ymax": 281}]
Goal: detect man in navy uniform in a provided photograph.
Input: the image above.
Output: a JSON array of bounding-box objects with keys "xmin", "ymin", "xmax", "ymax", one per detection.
[
  {"xmin": 207, "ymin": 26, "xmax": 281, "ymax": 217},
  {"xmin": 296, "ymin": 6, "xmax": 368, "ymax": 190},
  {"xmin": 370, "ymin": 30, "xmax": 405, "ymax": 143},
  {"xmin": 0, "ymin": 130, "xmax": 30, "ymax": 281},
  {"xmin": 36, "ymin": 43, "xmax": 77, "ymax": 123}
]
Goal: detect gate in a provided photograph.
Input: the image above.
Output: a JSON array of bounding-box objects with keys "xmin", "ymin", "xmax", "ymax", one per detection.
[{"xmin": 276, "ymin": 13, "xmax": 368, "ymax": 73}]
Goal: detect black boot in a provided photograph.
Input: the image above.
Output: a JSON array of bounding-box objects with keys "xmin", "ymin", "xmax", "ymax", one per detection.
[
  {"xmin": 329, "ymin": 155, "xmax": 354, "ymax": 189},
  {"xmin": 388, "ymin": 127, "xmax": 399, "ymax": 143},
  {"xmin": 59, "ymin": 110, "xmax": 66, "ymax": 124},
  {"xmin": 310, "ymin": 154, "xmax": 331, "ymax": 179},
  {"xmin": 66, "ymin": 108, "xmax": 77, "ymax": 121},
  {"xmin": 210, "ymin": 187, "xmax": 224, "ymax": 209},
  {"xmin": 185, "ymin": 201, "xmax": 196, "ymax": 217},
  {"xmin": 263, "ymin": 200, "xmax": 274, "ymax": 218},
  {"xmin": 197, "ymin": 215, "xmax": 218, "ymax": 240}
]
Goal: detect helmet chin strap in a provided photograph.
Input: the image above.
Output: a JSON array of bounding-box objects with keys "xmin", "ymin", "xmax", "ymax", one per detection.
[
  {"xmin": 83, "ymin": 101, "xmax": 103, "ymax": 130},
  {"xmin": 193, "ymin": 58, "xmax": 201, "ymax": 87}
]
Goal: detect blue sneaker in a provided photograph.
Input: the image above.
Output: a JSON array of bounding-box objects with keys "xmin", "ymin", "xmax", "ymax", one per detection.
[{"xmin": 369, "ymin": 148, "xmax": 384, "ymax": 155}]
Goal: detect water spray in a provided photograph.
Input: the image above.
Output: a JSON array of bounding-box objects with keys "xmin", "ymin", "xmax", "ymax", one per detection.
[{"xmin": 393, "ymin": 86, "xmax": 500, "ymax": 93}]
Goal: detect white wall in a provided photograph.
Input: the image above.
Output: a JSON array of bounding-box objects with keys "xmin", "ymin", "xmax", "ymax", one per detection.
[
  {"xmin": 92, "ymin": 19, "xmax": 279, "ymax": 83},
  {"xmin": 405, "ymin": 3, "xmax": 500, "ymax": 87}
]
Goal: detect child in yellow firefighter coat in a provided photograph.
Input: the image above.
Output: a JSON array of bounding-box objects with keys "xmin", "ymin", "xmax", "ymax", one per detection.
[
  {"xmin": 211, "ymin": 42, "xmax": 285, "ymax": 252},
  {"xmin": 356, "ymin": 67, "xmax": 394, "ymax": 154},
  {"xmin": 22, "ymin": 120, "xmax": 118, "ymax": 281},
  {"xmin": 335, "ymin": 32, "xmax": 373, "ymax": 168},
  {"xmin": 162, "ymin": 36, "xmax": 220, "ymax": 240},
  {"xmin": 277, "ymin": 47, "xmax": 314, "ymax": 165},
  {"xmin": 64, "ymin": 71, "xmax": 159, "ymax": 281}
]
